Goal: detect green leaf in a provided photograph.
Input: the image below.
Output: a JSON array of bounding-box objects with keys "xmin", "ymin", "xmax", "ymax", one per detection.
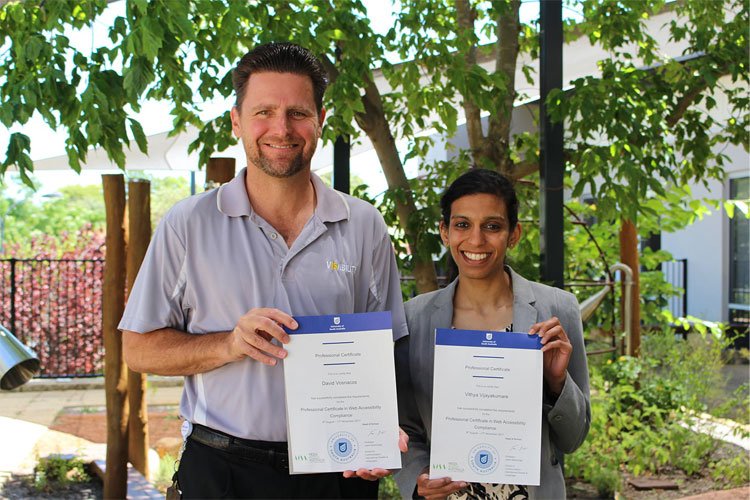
[
  {"xmin": 139, "ymin": 17, "xmax": 165, "ymax": 60},
  {"xmin": 129, "ymin": 119, "xmax": 148, "ymax": 153},
  {"xmin": 123, "ymin": 57, "xmax": 154, "ymax": 98},
  {"xmin": 724, "ymin": 200, "xmax": 735, "ymax": 218}
]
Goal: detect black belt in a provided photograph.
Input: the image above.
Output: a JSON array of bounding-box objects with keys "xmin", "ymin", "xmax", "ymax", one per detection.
[{"xmin": 188, "ymin": 423, "xmax": 289, "ymax": 471}]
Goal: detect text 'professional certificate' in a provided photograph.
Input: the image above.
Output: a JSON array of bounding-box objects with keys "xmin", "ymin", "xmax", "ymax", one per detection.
[
  {"xmin": 430, "ymin": 329, "xmax": 542, "ymax": 485},
  {"xmin": 283, "ymin": 312, "xmax": 401, "ymax": 474}
]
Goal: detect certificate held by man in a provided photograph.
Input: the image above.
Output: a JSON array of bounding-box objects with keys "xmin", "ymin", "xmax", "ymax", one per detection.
[
  {"xmin": 283, "ymin": 311, "xmax": 402, "ymax": 474},
  {"xmin": 430, "ymin": 328, "xmax": 543, "ymax": 485}
]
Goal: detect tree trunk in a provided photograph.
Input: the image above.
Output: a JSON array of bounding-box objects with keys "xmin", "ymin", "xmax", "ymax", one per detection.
[
  {"xmin": 321, "ymin": 57, "xmax": 439, "ymax": 293},
  {"xmin": 456, "ymin": 0, "xmax": 521, "ymax": 174},
  {"xmin": 102, "ymin": 174, "xmax": 129, "ymax": 499},
  {"xmin": 455, "ymin": 0, "xmax": 484, "ymax": 159},
  {"xmin": 126, "ymin": 179, "xmax": 151, "ymax": 479},
  {"xmin": 488, "ymin": 0, "xmax": 521, "ymax": 174},
  {"xmin": 354, "ymin": 75, "xmax": 438, "ymax": 293},
  {"xmin": 619, "ymin": 219, "xmax": 641, "ymax": 356}
]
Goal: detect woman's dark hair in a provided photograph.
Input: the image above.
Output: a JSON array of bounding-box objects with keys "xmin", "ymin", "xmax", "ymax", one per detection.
[
  {"xmin": 440, "ymin": 168, "xmax": 519, "ymax": 229},
  {"xmin": 232, "ymin": 42, "xmax": 328, "ymax": 113}
]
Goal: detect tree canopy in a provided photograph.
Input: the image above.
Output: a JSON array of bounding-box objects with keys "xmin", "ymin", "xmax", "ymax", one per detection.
[
  {"xmin": 0, "ymin": 173, "xmax": 189, "ymax": 256},
  {"xmin": 1, "ymin": 0, "xmax": 747, "ymax": 292}
]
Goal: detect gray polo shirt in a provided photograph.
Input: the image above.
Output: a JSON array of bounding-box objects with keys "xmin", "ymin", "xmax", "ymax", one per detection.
[{"xmin": 119, "ymin": 168, "xmax": 407, "ymax": 441}]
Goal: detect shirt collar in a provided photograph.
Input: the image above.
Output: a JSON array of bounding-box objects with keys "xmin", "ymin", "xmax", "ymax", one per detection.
[
  {"xmin": 216, "ymin": 168, "xmax": 253, "ymax": 217},
  {"xmin": 216, "ymin": 167, "xmax": 350, "ymax": 223},
  {"xmin": 311, "ymin": 172, "xmax": 350, "ymax": 223}
]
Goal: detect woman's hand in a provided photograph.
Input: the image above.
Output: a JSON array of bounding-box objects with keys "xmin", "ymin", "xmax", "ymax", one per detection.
[
  {"xmin": 416, "ymin": 468, "xmax": 467, "ymax": 500},
  {"xmin": 530, "ymin": 316, "xmax": 572, "ymax": 396}
]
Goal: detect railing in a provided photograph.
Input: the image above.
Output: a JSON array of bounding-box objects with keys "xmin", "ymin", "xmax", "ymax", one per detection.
[
  {"xmin": 663, "ymin": 258, "xmax": 688, "ymax": 319},
  {"xmin": 0, "ymin": 258, "xmax": 105, "ymax": 378}
]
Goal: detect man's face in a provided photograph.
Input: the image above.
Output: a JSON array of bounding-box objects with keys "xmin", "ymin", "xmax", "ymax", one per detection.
[{"xmin": 231, "ymin": 71, "xmax": 325, "ymax": 178}]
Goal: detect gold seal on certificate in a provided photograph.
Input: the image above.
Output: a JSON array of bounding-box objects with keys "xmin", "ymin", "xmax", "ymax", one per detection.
[
  {"xmin": 282, "ymin": 312, "xmax": 402, "ymax": 474},
  {"xmin": 430, "ymin": 328, "xmax": 543, "ymax": 485}
]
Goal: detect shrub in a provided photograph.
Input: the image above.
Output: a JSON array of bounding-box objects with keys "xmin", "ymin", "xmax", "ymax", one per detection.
[
  {"xmin": 0, "ymin": 226, "xmax": 105, "ymax": 377},
  {"xmin": 566, "ymin": 327, "xmax": 742, "ymax": 496},
  {"xmin": 33, "ymin": 455, "xmax": 92, "ymax": 492}
]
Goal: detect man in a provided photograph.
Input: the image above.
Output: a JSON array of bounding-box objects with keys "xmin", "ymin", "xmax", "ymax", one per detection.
[{"xmin": 119, "ymin": 42, "xmax": 408, "ymax": 498}]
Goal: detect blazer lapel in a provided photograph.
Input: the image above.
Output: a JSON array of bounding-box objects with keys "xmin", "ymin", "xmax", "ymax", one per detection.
[
  {"xmin": 430, "ymin": 280, "xmax": 456, "ymax": 331},
  {"xmin": 509, "ymin": 266, "xmax": 538, "ymax": 332}
]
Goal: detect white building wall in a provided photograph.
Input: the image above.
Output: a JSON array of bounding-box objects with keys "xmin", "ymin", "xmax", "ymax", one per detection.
[{"xmin": 661, "ymin": 142, "xmax": 749, "ymax": 322}]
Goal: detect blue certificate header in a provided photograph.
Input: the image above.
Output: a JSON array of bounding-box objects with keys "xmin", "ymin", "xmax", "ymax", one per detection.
[
  {"xmin": 287, "ymin": 311, "xmax": 392, "ymax": 335},
  {"xmin": 435, "ymin": 328, "xmax": 542, "ymax": 350}
]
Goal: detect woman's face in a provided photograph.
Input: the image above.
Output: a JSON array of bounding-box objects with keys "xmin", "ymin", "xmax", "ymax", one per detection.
[{"xmin": 440, "ymin": 193, "xmax": 522, "ymax": 282}]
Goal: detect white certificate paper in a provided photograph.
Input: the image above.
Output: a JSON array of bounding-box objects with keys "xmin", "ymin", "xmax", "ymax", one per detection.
[
  {"xmin": 430, "ymin": 328, "xmax": 543, "ymax": 485},
  {"xmin": 283, "ymin": 312, "xmax": 402, "ymax": 474}
]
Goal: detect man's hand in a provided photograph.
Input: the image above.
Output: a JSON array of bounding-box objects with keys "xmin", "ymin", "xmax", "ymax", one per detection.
[
  {"xmin": 341, "ymin": 428, "xmax": 409, "ymax": 480},
  {"xmin": 228, "ymin": 308, "xmax": 297, "ymax": 365},
  {"xmin": 529, "ymin": 316, "xmax": 572, "ymax": 396},
  {"xmin": 416, "ymin": 469, "xmax": 467, "ymax": 500}
]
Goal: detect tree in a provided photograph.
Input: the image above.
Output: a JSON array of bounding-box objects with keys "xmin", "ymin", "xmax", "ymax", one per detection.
[
  {"xmin": 1, "ymin": 0, "xmax": 747, "ymax": 295},
  {"xmin": 0, "ymin": 174, "xmax": 189, "ymax": 257}
]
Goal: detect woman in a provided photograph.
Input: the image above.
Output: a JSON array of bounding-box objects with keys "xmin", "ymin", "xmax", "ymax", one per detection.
[{"xmin": 394, "ymin": 169, "xmax": 590, "ymax": 499}]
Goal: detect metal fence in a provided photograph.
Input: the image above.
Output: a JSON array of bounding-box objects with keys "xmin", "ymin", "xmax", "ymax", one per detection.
[
  {"xmin": 0, "ymin": 258, "xmax": 105, "ymax": 378},
  {"xmin": 663, "ymin": 258, "xmax": 688, "ymax": 319}
]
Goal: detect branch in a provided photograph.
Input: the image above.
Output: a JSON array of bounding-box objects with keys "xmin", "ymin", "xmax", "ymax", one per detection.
[
  {"xmin": 666, "ymin": 80, "xmax": 710, "ymax": 127},
  {"xmin": 507, "ymin": 159, "xmax": 538, "ymax": 180},
  {"xmin": 320, "ymin": 54, "xmax": 340, "ymax": 86}
]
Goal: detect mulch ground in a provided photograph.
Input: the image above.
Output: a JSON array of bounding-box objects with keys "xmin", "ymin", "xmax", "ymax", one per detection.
[
  {"xmin": 48, "ymin": 404, "xmax": 182, "ymax": 446},
  {"xmin": 0, "ymin": 474, "xmax": 103, "ymax": 499}
]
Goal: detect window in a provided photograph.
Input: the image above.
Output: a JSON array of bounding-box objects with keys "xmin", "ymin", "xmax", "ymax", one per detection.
[{"xmin": 729, "ymin": 177, "xmax": 749, "ymax": 326}]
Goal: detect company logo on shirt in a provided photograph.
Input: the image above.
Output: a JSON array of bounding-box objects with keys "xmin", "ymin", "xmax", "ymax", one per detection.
[{"xmin": 326, "ymin": 260, "xmax": 357, "ymax": 273}]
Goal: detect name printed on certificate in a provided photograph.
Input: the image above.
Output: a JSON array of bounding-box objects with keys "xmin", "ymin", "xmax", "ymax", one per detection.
[
  {"xmin": 430, "ymin": 328, "xmax": 543, "ymax": 485},
  {"xmin": 283, "ymin": 311, "xmax": 402, "ymax": 474}
]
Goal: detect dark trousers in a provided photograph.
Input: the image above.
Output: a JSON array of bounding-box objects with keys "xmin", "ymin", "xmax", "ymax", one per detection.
[{"xmin": 177, "ymin": 438, "xmax": 379, "ymax": 499}]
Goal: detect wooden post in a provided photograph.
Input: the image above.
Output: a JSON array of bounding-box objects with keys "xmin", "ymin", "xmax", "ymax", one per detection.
[
  {"xmin": 206, "ymin": 157, "xmax": 235, "ymax": 189},
  {"xmin": 126, "ymin": 179, "xmax": 151, "ymax": 479},
  {"xmin": 102, "ymin": 175, "xmax": 129, "ymax": 499},
  {"xmin": 619, "ymin": 219, "xmax": 641, "ymax": 356}
]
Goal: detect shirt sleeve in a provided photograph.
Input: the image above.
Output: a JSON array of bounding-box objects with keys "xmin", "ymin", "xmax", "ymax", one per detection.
[
  {"xmin": 367, "ymin": 227, "xmax": 408, "ymax": 342},
  {"xmin": 118, "ymin": 213, "xmax": 188, "ymax": 334}
]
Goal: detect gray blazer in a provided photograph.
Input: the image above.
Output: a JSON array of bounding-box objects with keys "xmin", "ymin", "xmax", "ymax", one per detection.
[{"xmin": 394, "ymin": 267, "xmax": 591, "ymax": 499}]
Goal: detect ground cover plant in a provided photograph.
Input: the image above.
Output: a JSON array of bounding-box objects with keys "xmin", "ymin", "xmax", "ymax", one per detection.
[
  {"xmin": 565, "ymin": 328, "xmax": 750, "ymax": 497},
  {"xmin": 32, "ymin": 455, "xmax": 92, "ymax": 492}
]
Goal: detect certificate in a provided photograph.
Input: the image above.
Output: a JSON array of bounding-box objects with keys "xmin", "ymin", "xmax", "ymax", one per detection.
[
  {"xmin": 430, "ymin": 328, "xmax": 542, "ymax": 485},
  {"xmin": 283, "ymin": 311, "xmax": 402, "ymax": 474}
]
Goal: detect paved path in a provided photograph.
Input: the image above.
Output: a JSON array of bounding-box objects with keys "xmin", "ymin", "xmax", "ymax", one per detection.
[
  {"xmin": 0, "ymin": 378, "xmax": 183, "ymax": 495},
  {"xmin": 0, "ymin": 381, "xmax": 183, "ymax": 427}
]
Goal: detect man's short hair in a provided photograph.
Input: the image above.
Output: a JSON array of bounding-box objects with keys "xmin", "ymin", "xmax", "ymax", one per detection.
[{"xmin": 232, "ymin": 42, "xmax": 329, "ymax": 113}]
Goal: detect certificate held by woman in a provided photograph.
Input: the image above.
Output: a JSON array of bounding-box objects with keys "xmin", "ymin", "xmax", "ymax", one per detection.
[{"xmin": 430, "ymin": 327, "xmax": 543, "ymax": 485}]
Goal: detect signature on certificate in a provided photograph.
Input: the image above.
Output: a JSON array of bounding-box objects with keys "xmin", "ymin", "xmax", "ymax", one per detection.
[{"xmin": 510, "ymin": 444, "xmax": 528, "ymax": 452}]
